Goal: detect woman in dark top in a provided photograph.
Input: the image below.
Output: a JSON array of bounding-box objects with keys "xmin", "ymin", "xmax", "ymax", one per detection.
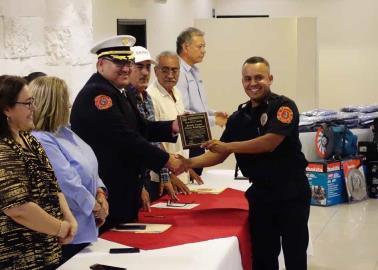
[{"xmin": 0, "ymin": 75, "xmax": 77, "ymax": 269}]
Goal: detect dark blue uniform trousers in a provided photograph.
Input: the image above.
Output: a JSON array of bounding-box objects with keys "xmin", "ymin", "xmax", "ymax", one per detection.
[{"xmin": 246, "ymin": 181, "xmax": 311, "ymax": 270}]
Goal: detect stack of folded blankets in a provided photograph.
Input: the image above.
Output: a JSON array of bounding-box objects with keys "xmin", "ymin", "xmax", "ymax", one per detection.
[
  {"xmin": 299, "ymin": 105, "xmax": 378, "ymax": 132},
  {"xmin": 340, "ymin": 105, "xmax": 378, "ymax": 128}
]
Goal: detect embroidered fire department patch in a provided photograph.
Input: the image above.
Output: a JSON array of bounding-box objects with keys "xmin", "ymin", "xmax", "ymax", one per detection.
[
  {"xmin": 277, "ymin": 106, "xmax": 293, "ymax": 124},
  {"xmin": 94, "ymin": 95, "xmax": 113, "ymax": 110}
]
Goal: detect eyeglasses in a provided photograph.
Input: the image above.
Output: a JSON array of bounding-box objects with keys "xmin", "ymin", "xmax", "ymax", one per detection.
[
  {"xmin": 15, "ymin": 98, "xmax": 35, "ymax": 109},
  {"xmin": 166, "ymin": 200, "xmax": 195, "ymax": 207},
  {"xmin": 103, "ymin": 57, "xmax": 134, "ymax": 69},
  {"xmin": 157, "ymin": 66, "xmax": 180, "ymax": 75}
]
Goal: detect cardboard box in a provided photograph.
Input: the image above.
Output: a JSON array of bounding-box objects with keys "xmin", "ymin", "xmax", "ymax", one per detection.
[
  {"xmin": 342, "ymin": 157, "xmax": 368, "ymax": 202},
  {"xmin": 306, "ymin": 160, "xmax": 347, "ymax": 206}
]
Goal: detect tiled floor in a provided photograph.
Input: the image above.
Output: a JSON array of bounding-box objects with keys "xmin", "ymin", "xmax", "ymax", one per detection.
[
  {"xmin": 205, "ymin": 169, "xmax": 378, "ymax": 269},
  {"xmin": 307, "ymin": 199, "xmax": 378, "ymax": 270}
]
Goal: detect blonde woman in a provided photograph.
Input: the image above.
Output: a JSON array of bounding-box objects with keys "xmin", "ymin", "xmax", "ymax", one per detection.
[
  {"xmin": 0, "ymin": 75, "xmax": 77, "ymax": 269},
  {"xmin": 30, "ymin": 76, "xmax": 108, "ymax": 264}
]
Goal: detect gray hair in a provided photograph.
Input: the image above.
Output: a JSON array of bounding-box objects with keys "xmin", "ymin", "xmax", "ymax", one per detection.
[
  {"xmin": 176, "ymin": 27, "xmax": 204, "ymax": 55},
  {"xmin": 155, "ymin": 51, "xmax": 179, "ymax": 64}
]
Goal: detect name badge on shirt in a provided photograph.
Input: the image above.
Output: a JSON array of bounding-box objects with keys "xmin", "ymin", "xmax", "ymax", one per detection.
[{"xmin": 260, "ymin": 113, "xmax": 268, "ymax": 126}]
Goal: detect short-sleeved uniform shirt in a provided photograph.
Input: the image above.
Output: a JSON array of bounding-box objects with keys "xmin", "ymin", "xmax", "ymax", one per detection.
[
  {"xmin": 221, "ymin": 92, "xmax": 308, "ymax": 189},
  {"xmin": 0, "ymin": 132, "xmax": 62, "ymax": 269}
]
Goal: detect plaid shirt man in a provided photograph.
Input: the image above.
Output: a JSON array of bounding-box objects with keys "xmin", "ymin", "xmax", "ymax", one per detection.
[{"xmin": 127, "ymin": 86, "xmax": 170, "ymax": 183}]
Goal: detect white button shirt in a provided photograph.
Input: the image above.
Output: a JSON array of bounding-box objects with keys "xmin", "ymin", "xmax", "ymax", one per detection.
[{"xmin": 147, "ymin": 80, "xmax": 190, "ymax": 183}]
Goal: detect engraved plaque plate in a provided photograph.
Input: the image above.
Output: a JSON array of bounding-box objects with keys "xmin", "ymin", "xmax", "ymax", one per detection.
[{"xmin": 177, "ymin": 113, "xmax": 212, "ymax": 149}]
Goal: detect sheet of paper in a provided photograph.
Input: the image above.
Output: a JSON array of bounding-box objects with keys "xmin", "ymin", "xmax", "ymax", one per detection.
[
  {"xmin": 151, "ymin": 202, "xmax": 199, "ymax": 210},
  {"xmin": 112, "ymin": 223, "xmax": 172, "ymax": 233}
]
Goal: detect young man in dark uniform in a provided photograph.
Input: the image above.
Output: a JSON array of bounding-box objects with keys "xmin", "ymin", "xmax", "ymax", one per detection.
[
  {"xmin": 188, "ymin": 56, "xmax": 311, "ymax": 270},
  {"xmin": 70, "ymin": 35, "xmax": 187, "ymax": 232}
]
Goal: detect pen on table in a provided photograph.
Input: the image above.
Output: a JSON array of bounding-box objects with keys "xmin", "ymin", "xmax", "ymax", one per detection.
[{"xmin": 144, "ymin": 215, "xmax": 165, "ymax": 218}]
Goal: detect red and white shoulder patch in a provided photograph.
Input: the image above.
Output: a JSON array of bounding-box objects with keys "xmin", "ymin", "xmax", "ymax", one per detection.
[
  {"xmin": 277, "ymin": 106, "xmax": 293, "ymax": 124},
  {"xmin": 94, "ymin": 95, "xmax": 113, "ymax": 110}
]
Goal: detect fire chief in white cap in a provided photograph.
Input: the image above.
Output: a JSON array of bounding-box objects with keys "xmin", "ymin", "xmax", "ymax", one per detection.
[{"xmin": 70, "ymin": 36, "xmax": 188, "ymax": 232}]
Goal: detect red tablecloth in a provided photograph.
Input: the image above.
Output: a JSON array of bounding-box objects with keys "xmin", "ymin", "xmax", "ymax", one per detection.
[{"xmin": 101, "ymin": 188, "xmax": 251, "ymax": 270}]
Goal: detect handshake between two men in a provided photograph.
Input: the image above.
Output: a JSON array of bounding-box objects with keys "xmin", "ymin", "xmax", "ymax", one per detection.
[
  {"xmin": 148, "ymin": 119, "xmax": 231, "ymax": 203},
  {"xmin": 139, "ymin": 140, "xmax": 230, "ymax": 211},
  {"xmin": 167, "ymin": 116, "xmax": 231, "ymax": 175},
  {"xmin": 166, "ymin": 153, "xmax": 190, "ymax": 175},
  {"xmin": 165, "ymin": 139, "xmax": 232, "ymax": 176}
]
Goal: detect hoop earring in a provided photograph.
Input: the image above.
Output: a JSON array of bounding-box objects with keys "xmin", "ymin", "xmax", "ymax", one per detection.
[{"xmin": 6, "ymin": 116, "xmax": 11, "ymax": 122}]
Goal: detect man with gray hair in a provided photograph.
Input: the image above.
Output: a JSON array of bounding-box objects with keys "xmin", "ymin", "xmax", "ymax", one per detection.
[
  {"xmin": 176, "ymin": 27, "xmax": 228, "ymax": 175},
  {"xmin": 148, "ymin": 51, "xmax": 204, "ymax": 189}
]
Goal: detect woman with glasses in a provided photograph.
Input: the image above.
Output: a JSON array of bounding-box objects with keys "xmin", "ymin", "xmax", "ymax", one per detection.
[
  {"xmin": 0, "ymin": 75, "xmax": 77, "ymax": 269},
  {"xmin": 30, "ymin": 76, "xmax": 109, "ymax": 264}
]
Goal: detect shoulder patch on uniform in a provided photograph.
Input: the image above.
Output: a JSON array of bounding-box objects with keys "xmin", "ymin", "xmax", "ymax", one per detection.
[
  {"xmin": 277, "ymin": 106, "xmax": 293, "ymax": 124},
  {"xmin": 94, "ymin": 95, "xmax": 113, "ymax": 110}
]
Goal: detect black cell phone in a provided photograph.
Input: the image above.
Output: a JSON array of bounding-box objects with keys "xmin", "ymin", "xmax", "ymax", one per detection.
[
  {"xmin": 114, "ymin": 224, "xmax": 146, "ymax": 230},
  {"xmin": 90, "ymin": 263, "xmax": 127, "ymax": 270},
  {"xmin": 109, "ymin": 247, "xmax": 140, "ymax": 254}
]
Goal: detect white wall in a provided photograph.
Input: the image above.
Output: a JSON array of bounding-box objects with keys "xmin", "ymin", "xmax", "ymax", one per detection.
[
  {"xmin": 214, "ymin": 0, "xmax": 378, "ymax": 110},
  {"xmin": 93, "ymin": 0, "xmax": 214, "ymax": 60},
  {"xmin": 0, "ymin": 0, "xmax": 214, "ymax": 97},
  {"xmin": 0, "ymin": 0, "xmax": 95, "ymax": 100},
  {"xmin": 195, "ymin": 17, "xmax": 317, "ymax": 169},
  {"xmin": 196, "ymin": 17, "xmax": 317, "ymax": 113}
]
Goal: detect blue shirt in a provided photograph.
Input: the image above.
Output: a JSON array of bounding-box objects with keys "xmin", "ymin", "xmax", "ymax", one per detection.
[
  {"xmin": 32, "ymin": 126, "xmax": 105, "ymax": 244},
  {"xmin": 177, "ymin": 57, "xmax": 216, "ymax": 126}
]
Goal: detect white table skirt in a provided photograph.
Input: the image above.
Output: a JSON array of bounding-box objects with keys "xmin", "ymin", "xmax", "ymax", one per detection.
[{"xmin": 58, "ymin": 236, "xmax": 243, "ymax": 270}]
